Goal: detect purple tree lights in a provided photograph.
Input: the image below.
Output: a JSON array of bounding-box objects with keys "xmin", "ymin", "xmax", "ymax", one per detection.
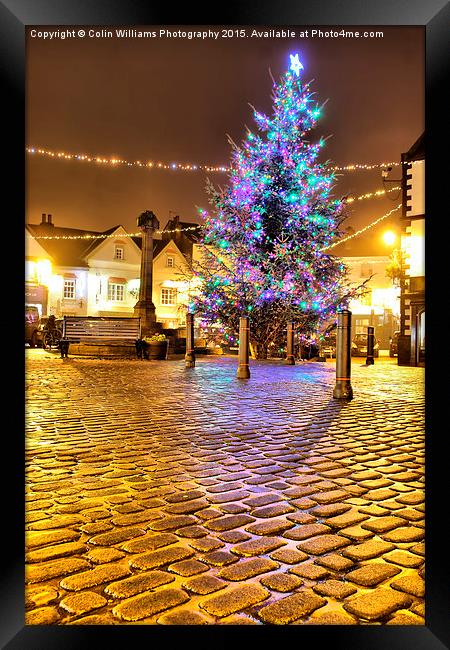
[{"xmin": 191, "ymin": 55, "xmax": 362, "ymax": 358}]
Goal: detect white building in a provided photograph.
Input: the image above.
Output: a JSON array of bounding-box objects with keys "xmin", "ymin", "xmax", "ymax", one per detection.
[
  {"xmin": 25, "ymin": 214, "xmax": 198, "ymax": 329},
  {"xmin": 345, "ymin": 255, "xmax": 400, "ymax": 348},
  {"xmin": 327, "ymin": 231, "xmax": 401, "ymax": 350}
]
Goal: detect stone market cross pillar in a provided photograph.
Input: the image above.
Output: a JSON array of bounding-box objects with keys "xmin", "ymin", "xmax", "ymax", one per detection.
[{"xmin": 134, "ymin": 210, "xmax": 160, "ymax": 337}]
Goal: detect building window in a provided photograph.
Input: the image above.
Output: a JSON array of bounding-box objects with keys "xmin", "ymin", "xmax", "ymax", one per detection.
[
  {"xmin": 108, "ymin": 283, "xmax": 125, "ymax": 302},
  {"xmin": 360, "ymin": 264, "xmax": 373, "ymax": 278},
  {"xmin": 166, "ymin": 256, "xmax": 175, "ymax": 268},
  {"xmin": 161, "ymin": 288, "xmax": 177, "ymax": 305},
  {"xmin": 63, "ymin": 279, "xmax": 76, "ymax": 299},
  {"xmin": 114, "ymin": 246, "xmax": 124, "ymax": 260}
]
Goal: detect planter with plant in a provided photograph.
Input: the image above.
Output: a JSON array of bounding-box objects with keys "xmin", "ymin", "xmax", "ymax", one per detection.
[{"xmin": 142, "ymin": 333, "xmax": 169, "ymax": 360}]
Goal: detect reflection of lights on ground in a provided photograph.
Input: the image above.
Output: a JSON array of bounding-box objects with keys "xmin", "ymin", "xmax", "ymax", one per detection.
[{"xmin": 24, "ymin": 348, "xmax": 424, "ymax": 627}]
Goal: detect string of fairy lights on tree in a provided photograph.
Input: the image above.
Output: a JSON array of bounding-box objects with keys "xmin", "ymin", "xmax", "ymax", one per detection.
[
  {"xmin": 26, "ymin": 146, "xmax": 418, "ymax": 174},
  {"xmin": 185, "ymin": 52, "xmax": 389, "ymax": 357}
]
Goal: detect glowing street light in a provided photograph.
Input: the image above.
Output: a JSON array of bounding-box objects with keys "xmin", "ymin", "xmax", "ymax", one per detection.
[{"xmin": 382, "ymin": 230, "xmax": 397, "ymax": 246}]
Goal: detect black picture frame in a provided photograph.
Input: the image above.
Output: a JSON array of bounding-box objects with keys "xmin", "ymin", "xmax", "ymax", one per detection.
[{"xmin": 4, "ymin": 0, "xmax": 448, "ymax": 647}]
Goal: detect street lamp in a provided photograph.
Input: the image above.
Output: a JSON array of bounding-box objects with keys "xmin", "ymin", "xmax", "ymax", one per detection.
[
  {"xmin": 382, "ymin": 230, "xmax": 397, "ymax": 247},
  {"xmin": 381, "ymin": 167, "xmax": 402, "ymax": 201}
]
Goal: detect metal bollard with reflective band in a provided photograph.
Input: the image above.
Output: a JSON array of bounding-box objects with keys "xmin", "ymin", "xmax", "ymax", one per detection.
[
  {"xmin": 185, "ymin": 312, "xmax": 195, "ymax": 368},
  {"xmin": 366, "ymin": 326, "xmax": 375, "ymax": 365},
  {"xmin": 286, "ymin": 321, "xmax": 295, "ymax": 365},
  {"xmin": 333, "ymin": 309, "xmax": 353, "ymax": 400},
  {"xmin": 237, "ymin": 316, "xmax": 251, "ymax": 379}
]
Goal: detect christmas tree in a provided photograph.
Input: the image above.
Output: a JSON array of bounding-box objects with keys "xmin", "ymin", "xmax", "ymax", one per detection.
[{"xmin": 191, "ymin": 54, "xmax": 359, "ymax": 358}]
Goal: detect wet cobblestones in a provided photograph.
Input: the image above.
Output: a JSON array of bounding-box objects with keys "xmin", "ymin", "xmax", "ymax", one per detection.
[{"xmin": 25, "ymin": 351, "xmax": 425, "ymax": 625}]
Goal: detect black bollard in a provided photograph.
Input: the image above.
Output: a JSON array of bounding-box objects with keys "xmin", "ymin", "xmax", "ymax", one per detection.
[
  {"xmin": 59, "ymin": 338, "xmax": 70, "ymax": 359},
  {"xmin": 366, "ymin": 326, "xmax": 375, "ymax": 365},
  {"xmin": 286, "ymin": 321, "xmax": 295, "ymax": 365},
  {"xmin": 236, "ymin": 316, "xmax": 250, "ymax": 379},
  {"xmin": 185, "ymin": 312, "xmax": 196, "ymax": 368},
  {"xmin": 333, "ymin": 309, "xmax": 353, "ymax": 400},
  {"xmin": 135, "ymin": 339, "xmax": 149, "ymax": 360},
  {"xmin": 297, "ymin": 331, "xmax": 304, "ymax": 361}
]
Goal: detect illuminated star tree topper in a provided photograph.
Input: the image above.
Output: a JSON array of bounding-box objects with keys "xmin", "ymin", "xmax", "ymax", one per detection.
[{"xmin": 289, "ymin": 53, "xmax": 303, "ymax": 76}]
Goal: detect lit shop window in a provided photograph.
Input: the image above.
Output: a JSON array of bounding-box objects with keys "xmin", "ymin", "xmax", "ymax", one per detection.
[
  {"xmin": 108, "ymin": 283, "xmax": 125, "ymax": 301},
  {"xmin": 63, "ymin": 279, "xmax": 76, "ymax": 299},
  {"xmin": 161, "ymin": 288, "xmax": 177, "ymax": 305}
]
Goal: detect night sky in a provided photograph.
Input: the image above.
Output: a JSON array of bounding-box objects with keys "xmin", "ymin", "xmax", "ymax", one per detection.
[{"xmin": 26, "ymin": 26, "xmax": 424, "ymax": 241}]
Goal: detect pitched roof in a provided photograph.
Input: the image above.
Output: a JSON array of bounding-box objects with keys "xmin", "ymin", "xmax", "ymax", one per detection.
[
  {"xmin": 153, "ymin": 239, "xmax": 168, "ymax": 258},
  {"xmin": 81, "ymin": 225, "xmax": 126, "ymax": 257},
  {"xmin": 162, "ymin": 216, "xmax": 202, "ymax": 242},
  {"xmin": 403, "ymin": 132, "xmax": 424, "ymax": 162},
  {"xmin": 25, "ymin": 222, "xmax": 175, "ymax": 267},
  {"xmin": 26, "ymin": 224, "xmax": 102, "ymax": 267}
]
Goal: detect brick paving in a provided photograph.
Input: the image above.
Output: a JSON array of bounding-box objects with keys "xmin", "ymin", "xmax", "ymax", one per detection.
[{"xmin": 25, "ymin": 350, "xmax": 425, "ymax": 625}]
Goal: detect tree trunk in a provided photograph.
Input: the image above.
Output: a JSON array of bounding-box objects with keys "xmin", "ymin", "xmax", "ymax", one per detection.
[{"xmin": 252, "ymin": 341, "xmax": 268, "ymax": 359}]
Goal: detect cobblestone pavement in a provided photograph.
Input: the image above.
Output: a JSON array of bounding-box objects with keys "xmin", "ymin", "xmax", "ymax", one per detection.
[{"xmin": 25, "ymin": 350, "xmax": 425, "ymax": 625}]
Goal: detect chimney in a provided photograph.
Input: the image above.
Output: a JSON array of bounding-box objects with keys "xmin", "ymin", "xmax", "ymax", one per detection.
[
  {"xmin": 41, "ymin": 213, "xmax": 47, "ymax": 225},
  {"xmin": 47, "ymin": 214, "xmax": 54, "ymax": 226}
]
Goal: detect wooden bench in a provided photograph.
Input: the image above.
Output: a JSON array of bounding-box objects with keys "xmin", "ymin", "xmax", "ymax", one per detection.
[{"xmin": 62, "ymin": 316, "xmax": 141, "ymax": 357}]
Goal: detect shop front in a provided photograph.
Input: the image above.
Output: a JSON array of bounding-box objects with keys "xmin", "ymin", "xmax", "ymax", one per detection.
[{"xmin": 25, "ymin": 283, "xmax": 48, "ymax": 316}]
